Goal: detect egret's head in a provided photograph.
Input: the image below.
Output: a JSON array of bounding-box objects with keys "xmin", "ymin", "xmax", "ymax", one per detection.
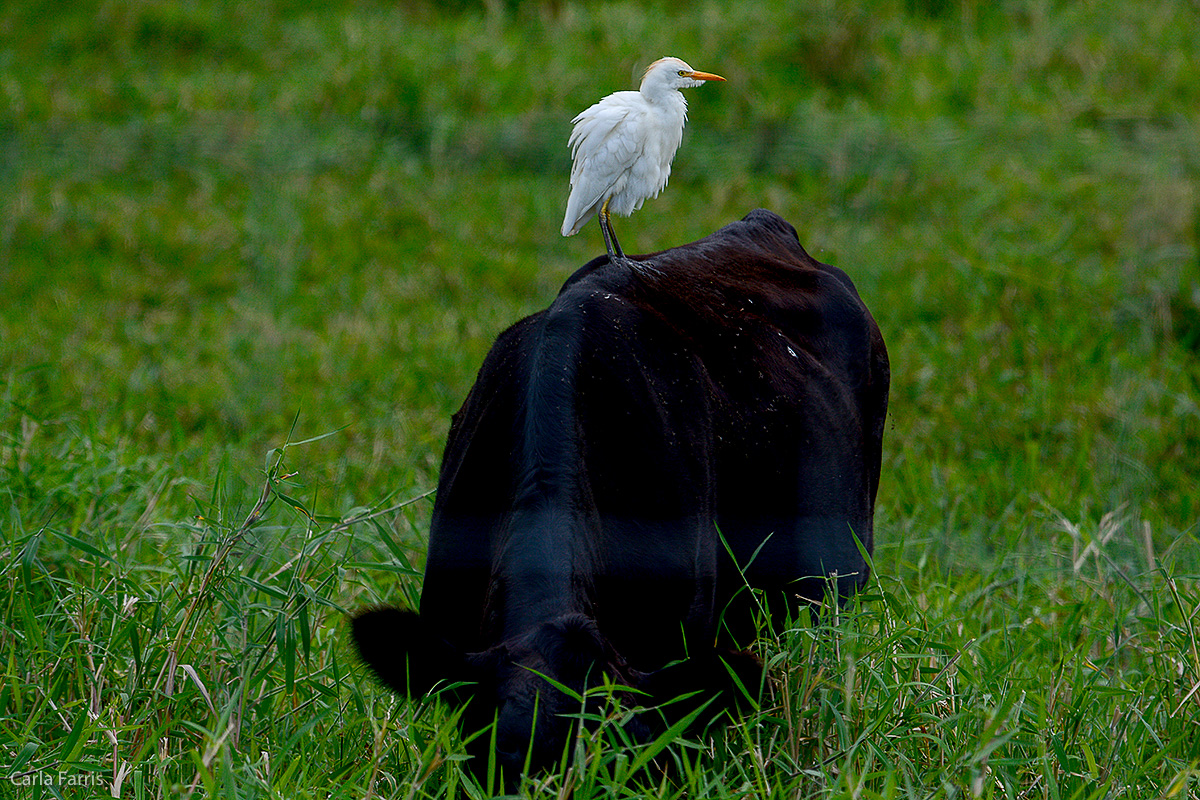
[{"xmin": 640, "ymin": 57, "xmax": 726, "ymax": 94}]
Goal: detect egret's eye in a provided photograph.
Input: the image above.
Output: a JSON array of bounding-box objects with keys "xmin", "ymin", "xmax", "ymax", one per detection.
[{"xmin": 677, "ymin": 70, "xmax": 687, "ymax": 76}]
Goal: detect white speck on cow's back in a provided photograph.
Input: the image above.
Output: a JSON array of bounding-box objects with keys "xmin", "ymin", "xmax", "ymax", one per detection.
[{"xmin": 787, "ymin": 345, "xmax": 798, "ymax": 358}]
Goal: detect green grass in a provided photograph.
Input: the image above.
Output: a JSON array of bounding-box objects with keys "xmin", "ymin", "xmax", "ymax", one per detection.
[{"xmin": 2, "ymin": 0, "xmax": 1199, "ymax": 797}]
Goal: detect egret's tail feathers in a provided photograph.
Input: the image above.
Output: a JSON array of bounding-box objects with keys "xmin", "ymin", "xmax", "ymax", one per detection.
[
  {"xmin": 562, "ymin": 200, "xmax": 579, "ymax": 237},
  {"xmin": 562, "ymin": 196, "xmax": 600, "ymax": 237}
]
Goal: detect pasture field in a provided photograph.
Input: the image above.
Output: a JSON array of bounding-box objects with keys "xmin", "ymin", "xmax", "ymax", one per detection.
[{"xmin": 2, "ymin": 0, "xmax": 1198, "ymax": 797}]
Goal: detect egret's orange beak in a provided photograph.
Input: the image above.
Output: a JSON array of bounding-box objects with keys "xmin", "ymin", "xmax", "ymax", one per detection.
[{"xmin": 687, "ymin": 70, "xmax": 726, "ymax": 82}]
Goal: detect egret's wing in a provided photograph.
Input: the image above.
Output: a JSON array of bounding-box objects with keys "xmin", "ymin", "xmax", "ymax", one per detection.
[
  {"xmin": 567, "ymin": 94, "xmax": 644, "ymax": 186},
  {"xmin": 562, "ymin": 93, "xmax": 646, "ymax": 236}
]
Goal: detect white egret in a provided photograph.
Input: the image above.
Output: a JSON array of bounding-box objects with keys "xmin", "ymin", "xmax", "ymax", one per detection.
[{"xmin": 561, "ymin": 56, "xmax": 725, "ymax": 265}]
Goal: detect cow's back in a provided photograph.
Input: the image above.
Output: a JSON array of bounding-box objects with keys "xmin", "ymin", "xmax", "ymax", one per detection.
[{"xmin": 422, "ymin": 208, "xmax": 888, "ymax": 663}]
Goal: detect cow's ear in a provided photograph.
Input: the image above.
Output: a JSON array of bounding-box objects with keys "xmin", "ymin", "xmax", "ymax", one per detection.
[
  {"xmin": 542, "ymin": 614, "xmax": 607, "ymax": 685},
  {"xmin": 351, "ymin": 606, "xmax": 461, "ymax": 698},
  {"xmin": 462, "ymin": 644, "xmax": 508, "ymax": 680}
]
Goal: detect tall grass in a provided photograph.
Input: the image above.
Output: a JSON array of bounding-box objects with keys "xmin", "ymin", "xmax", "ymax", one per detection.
[
  {"xmin": 4, "ymin": 431, "xmax": 1194, "ymax": 796},
  {"xmin": 2, "ymin": 0, "xmax": 1198, "ymax": 796}
]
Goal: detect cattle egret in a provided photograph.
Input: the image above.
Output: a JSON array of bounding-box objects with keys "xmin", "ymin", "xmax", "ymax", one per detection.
[{"xmin": 562, "ymin": 56, "xmax": 725, "ymax": 265}]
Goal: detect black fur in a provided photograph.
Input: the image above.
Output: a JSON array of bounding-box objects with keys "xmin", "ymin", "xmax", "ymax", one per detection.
[{"xmin": 352, "ymin": 209, "xmax": 889, "ymax": 785}]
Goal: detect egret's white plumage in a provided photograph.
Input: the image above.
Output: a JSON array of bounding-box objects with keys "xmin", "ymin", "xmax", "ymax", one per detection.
[{"xmin": 562, "ymin": 57, "xmax": 725, "ymax": 259}]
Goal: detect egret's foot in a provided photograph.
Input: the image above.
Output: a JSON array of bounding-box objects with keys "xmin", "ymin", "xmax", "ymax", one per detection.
[
  {"xmin": 604, "ymin": 238, "xmax": 626, "ymax": 261},
  {"xmin": 601, "ymin": 235, "xmax": 626, "ymax": 263}
]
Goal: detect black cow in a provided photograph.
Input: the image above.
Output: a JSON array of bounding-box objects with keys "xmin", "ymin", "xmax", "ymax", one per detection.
[{"xmin": 352, "ymin": 209, "xmax": 889, "ymax": 782}]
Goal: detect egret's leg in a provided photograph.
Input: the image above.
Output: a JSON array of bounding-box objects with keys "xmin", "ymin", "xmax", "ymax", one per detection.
[{"xmin": 599, "ymin": 198, "xmax": 625, "ymax": 261}]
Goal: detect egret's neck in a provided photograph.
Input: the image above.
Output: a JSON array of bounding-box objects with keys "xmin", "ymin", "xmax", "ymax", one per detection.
[{"xmin": 640, "ymin": 85, "xmax": 688, "ymax": 121}]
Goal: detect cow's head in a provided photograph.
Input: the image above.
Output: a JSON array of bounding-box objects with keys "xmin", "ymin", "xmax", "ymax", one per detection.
[
  {"xmin": 351, "ymin": 608, "xmax": 642, "ymax": 778},
  {"xmin": 351, "ymin": 606, "xmax": 762, "ymax": 782}
]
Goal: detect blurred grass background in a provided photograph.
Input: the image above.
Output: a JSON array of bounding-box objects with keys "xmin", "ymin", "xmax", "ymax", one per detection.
[
  {"xmin": 2, "ymin": 0, "xmax": 1199, "ymax": 796},
  {"xmin": 3, "ymin": 0, "xmax": 1197, "ymax": 544}
]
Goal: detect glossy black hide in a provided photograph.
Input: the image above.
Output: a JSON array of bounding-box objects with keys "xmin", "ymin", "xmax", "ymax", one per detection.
[{"xmin": 352, "ymin": 209, "xmax": 890, "ymax": 784}]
